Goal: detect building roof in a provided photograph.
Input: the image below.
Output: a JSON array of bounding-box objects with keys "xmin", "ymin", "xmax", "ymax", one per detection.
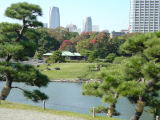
[
  {"xmin": 73, "ymin": 53, "xmax": 81, "ymax": 56},
  {"xmin": 43, "ymin": 51, "xmax": 82, "ymax": 57},
  {"xmin": 43, "ymin": 53, "xmax": 53, "ymax": 56},
  {"xmin": 62, "ymin": 51, "xmax": 73, "ymax": 56}
]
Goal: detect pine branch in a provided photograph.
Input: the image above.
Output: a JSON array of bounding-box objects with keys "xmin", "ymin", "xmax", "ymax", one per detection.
[{"xmin": 11, "ymin": 86, "xmax": 26, "ymax": 92}]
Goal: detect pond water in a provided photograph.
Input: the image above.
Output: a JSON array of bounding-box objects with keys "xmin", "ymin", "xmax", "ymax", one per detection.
[{"xmin": 0, "ymin": 82, "xmax": 153, "ymax": 120}]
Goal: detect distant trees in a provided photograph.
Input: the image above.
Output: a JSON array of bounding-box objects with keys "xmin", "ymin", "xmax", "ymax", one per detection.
[
  {"xmin": 33, "ymin": 27, "xmax": 78, "ymax": 56},
  {"xmin": 76, "ymin": 32, "xmax": 125, "ymax": 61},
  {"xmin": 0, "ymin": 2, "xmax": 49, "ymax": 102},
  {"xmin": 48, "ymin": 27, "xmax": 78, "ymax": 44},
  {"xmin": 82, "ymin": 32, "xmax": 160, "ymax": 120},
  {"xmin": 32, "ymin": 29, "xmax": 126, "ymax": 62},
  {"xmin": 36, "ymin": 28, "xmax": 60, "ymax": 53},
  {"xmin": 59, "ymin": 40, "xmax": 76, "ymax": 52},
  {"xmin": 33, "ymin": 28, "xmax": 60, "ymax": 59}
]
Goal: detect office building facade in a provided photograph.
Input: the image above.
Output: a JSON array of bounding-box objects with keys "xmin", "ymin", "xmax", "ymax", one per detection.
[
  {"xmin": 83, "ymin": 17, "xmax": 92, "ymax": 32},
  {"xmin": 49, "ymin": 7, "xmax": 60, "ymax": 29},
  {"xmin": 130, "ymin": 0, "xmax": 160, "ymax": 33}
]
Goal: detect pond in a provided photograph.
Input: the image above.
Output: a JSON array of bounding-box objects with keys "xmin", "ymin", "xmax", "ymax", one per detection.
[{"xmin": 0, "ymin": 82, "xmax": 153, "ymax": 120}]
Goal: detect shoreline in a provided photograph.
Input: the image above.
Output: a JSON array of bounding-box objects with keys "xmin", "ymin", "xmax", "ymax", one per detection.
[
  {"xmin": 49, "ymin": 79, "xmax": 100, "ymax": 83},
  {"xmin": 49, "ymin": 79, "xmax": 87, "ymax": 83}
]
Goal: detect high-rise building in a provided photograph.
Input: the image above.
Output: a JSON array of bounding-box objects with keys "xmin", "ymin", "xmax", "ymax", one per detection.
[
  {"xmin": 83, "ymin": 17, "xmax": 92, "ymax": 32},
  {"xmin": 49, "ymin": 7, "xmax": 60, "ymax": 29},
  {"xmin": 130, "ymin": 0, "xmax": 160, "ymax": 33},
  {"xmin": 66, "ymin": 24, "xmax": 78, "ymax": 32}
]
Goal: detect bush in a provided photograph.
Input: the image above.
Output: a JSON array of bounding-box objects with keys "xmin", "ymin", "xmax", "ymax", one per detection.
[
  {"xmin": 113, "ymin": 56, "xmax": 127, "ymax": 64},
  {"xmin": 87, "ymin": 51, "xmax": 98, "ymax": 62},
  {"xmin": 34, "ymin": 51, "xmax": 44, "ymax": 60},
  {"xmin": 105, "ymin": 53, "xmax": 117, "ymax": 63},
  {"xmin": 46, "ymin": 50, "xmax": 65, "ymax": 63}
]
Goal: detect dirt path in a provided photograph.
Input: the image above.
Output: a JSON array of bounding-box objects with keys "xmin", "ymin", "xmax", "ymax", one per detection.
[{"xmin": 0, "ymin": 108, "xmax": 85, "ymax": 120}]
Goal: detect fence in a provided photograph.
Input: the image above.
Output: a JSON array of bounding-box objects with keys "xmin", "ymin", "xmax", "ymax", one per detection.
[
  {"xmin": 42, "ymin": 101, "xmax": 160, "ymax": 119},
  {"xmin": 42, "ymin": 100, "xmax": 96, "ymax": 118}
]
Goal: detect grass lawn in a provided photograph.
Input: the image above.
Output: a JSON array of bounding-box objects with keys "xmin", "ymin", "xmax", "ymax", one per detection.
[
  {"xmin": 38, "ymin": 63, "xmax": 97, "ymax": 80},
  {"xmin": 0, "ymin": 101, "xmax": 121, "ymax": 120}
]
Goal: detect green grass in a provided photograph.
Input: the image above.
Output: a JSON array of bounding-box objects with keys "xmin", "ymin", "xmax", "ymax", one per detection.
[
  {"xmin": 38, "ymin": 63, "xmax": 97, "ymax": 80},
  {"xmin": 0, "ymin": 101, "xmax": 121, "ymax": 120}
]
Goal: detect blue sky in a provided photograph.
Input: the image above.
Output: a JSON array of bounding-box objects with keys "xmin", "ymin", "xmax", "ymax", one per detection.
[{"xmin": 0, "ymin": 0, "xmax": 130, "ymax": 32}]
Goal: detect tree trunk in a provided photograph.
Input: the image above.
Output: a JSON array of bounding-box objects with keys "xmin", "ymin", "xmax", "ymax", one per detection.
[
  {"xmin": 0, "ymin": 74, "xmax": 12, "ymax": 100},
  {"xmin": 0, "ymin": 86, "xmax": 11, "ymax": 100},
  {"xmin": 130, "ymin": 97, "xmax": 145, "ymax": 120},
  {"xmin": 107, "ymin": 104, "xmax": 115, "ymax": 117},
  {"xmin": 107, "ymin": 93, "xmax": 119, "ymax": 117}
]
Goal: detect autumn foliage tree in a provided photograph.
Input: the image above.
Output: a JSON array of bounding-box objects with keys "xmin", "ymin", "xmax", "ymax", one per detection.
[
  {"xmin": 76, "ymin": 32, "xmax": 122, "ymax": 60},
  {"xmin": 59, "ymin": 40, "xmax": 75, "ymax": 52}
]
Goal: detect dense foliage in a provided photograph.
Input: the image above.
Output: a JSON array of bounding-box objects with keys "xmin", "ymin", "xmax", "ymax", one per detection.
[
  {"xmin": 59, "ymin": 40, "xmax": 76, "ymax": 52},
  {"xmin": 48, "ymin": 27, "xmax": 78, "ymax": 44},
  {"xmin": 76, "ymin": 32, "xmax": 125, "ymax": 61},
  {"xmin": 33, "ymin": 28, "xmax": 60, "ymax": 59}
]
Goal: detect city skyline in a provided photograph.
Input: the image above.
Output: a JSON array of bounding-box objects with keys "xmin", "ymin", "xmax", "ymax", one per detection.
[{"xmin": 0, "ymin": 0, "xmax": 130, "ymax": 31}]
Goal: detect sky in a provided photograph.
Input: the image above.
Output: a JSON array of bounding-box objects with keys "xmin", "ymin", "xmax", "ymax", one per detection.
[{"xmin": 0, "ymin": 0, "xmax": 130, "ymax": 32}]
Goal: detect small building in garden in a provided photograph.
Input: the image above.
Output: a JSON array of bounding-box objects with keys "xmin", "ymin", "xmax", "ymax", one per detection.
[
  {"xmin": 43, "ymin": 53, "xmax": 53, "ymax": 58},
  {"xmin": 43, "ymin": 51, "xmax": 85, "ymax": 60}
]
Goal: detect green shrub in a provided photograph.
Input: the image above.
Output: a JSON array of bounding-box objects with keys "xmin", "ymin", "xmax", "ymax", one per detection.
[{"xmin": 46, "ymin": 50, "xmax": 65, "ymax": 63}]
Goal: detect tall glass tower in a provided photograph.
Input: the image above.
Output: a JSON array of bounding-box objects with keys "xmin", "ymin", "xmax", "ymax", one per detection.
[
  {"xmin": 83, "ymin": 17, "xmax": 92, "ymax": 32},
  {"xmin": 130, "ymin": 0, "xmax": 160, "ymax": 33},
  {"xmin": 49, "ymin": 7, "xmax": 60, "ymax": 29}
]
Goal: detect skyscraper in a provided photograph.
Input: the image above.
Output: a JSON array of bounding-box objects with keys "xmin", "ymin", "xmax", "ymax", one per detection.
[
  {"xmin": 83, "ymin": 17, "xmax": 92, "ymax": 32},
  {"xmin": 66, "ymin": 24, "xmax": 78, "ymax": 32},
  {"xmin": 49, "ymin": 7, "xmax": 60, "ymax": 29},
  {"xmin": 130, "ymin": 0, "xmax": 160, "ymax": 33}
]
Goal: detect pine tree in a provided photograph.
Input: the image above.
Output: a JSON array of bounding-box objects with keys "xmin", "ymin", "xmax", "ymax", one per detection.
[
  {"xmin": 83, "ymin": 32, "xmax": 160, "ymax": 119},
  {"xmin": 82, "ymin": 64, "xmax": 124, "ymax": 117},
  {"xmin": 119, "ymin": 33, "xmax": 160, "ymax": 120},
  {"xmin": 0, "ymin": 2, "xmax": 49, "ymax": 102}
]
